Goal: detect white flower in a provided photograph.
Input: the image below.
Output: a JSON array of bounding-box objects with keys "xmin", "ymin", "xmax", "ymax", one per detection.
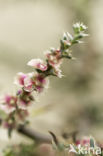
[
  {"xmin": 14, "ymin": 72, "xmax": 35, "ymax": 92},
  {"xmin": 14, "ymin": 72, "xmax": 27, "ymax": 86},
  {"xmin": 27, "ymin": 59, "xmax": 47, "ymax": 71},
  {"xmin": 73, "ymin": 22, "xmax": 87, "ymax": 31},
  {"xmin": 0, "ymin": 104, "xmax": 16, "ymax": 114},
  {"xmin": 54, "ymin": 67, "xmax": 63, "ymax": 78},
  {"xmin": 0, "ymin": 95, "xmax": 17, "ymax": 114}
]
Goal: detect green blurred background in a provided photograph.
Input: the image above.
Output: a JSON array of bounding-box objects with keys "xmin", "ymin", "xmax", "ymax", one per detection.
[{"xmin": 0, "ymin": 0, "xmax": 103, "ymax": 152}]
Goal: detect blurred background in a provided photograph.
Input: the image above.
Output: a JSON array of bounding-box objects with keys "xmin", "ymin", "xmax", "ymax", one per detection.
[{"xmin": 0, "ymin": 0, "xmax": 103, "ymax": 153}]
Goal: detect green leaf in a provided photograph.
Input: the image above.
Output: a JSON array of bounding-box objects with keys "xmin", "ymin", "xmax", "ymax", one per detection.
[
  {"xmin": 90, "ymin": 137, "xmax": 95, "ymax": 148},
  {"xmin": 8, "ymin": 128, "xmax": 13, "ymax": 138}
]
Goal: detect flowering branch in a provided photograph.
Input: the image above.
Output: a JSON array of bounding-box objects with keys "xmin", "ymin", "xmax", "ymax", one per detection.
[{"xmin": 0, "ymin": 23, "xmax": 88, "ymax": 139}]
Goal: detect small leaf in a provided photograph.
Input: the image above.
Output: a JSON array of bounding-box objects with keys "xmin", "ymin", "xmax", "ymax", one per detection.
[
  {"xmin": 90, "ymin": 137, "xmax": 95, "ymax": 148},
  {"xmin": 49, "ymin": 131, "xmax": 59, "ymax": 146},
  {"xmin": 8, "ymin": 128, "xmax": 13, "ymax": 138}
]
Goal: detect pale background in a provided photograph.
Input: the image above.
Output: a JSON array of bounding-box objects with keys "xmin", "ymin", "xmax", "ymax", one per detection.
[{"xmin": 0, "ymin": 0, "xmax": 103, "ymax": 153}]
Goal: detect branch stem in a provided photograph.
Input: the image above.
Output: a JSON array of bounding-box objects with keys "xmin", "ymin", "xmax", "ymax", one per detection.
[{"xmin": 17, "ymin": 125, "xmax": 52, "ymax": 144}]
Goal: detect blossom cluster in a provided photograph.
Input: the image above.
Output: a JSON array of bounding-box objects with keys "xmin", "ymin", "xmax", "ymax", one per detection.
[
  {"xmin": 0, "ymin": 23, "xmax": 88, "ymax": 136},
  {"xmin": 76, "ymin": 136, "xmax": 90, "ymax": 146}
]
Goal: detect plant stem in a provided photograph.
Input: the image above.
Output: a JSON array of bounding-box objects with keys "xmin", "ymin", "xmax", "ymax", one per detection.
[{"xmin": 17, "ymin": 124, "xmax": 52, "ymax": 144}]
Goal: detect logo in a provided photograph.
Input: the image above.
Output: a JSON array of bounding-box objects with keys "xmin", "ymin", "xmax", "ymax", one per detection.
[{"xmin": 68, "ymin": 144, "xmax": 101, "ymax": 155}]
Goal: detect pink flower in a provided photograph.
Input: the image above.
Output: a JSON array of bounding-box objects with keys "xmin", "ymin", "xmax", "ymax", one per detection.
[
  {"xmin": 76, "ymin": 136, "xmax": 90, "ymax": 146},
  {"xmin": 27, "ymin": 59, "xmax": 47, "ymax": 71},
  {"xmin": 3, "ymin": 120, "xmax": 15, "ymax": 129},
  {"xmin": 45, "ymin": 49, "xmax": 62, "ymax": 68},
  {"xmin": 17, "ymin": 99, "xmax": 29, "ymax": 110},
  {"xmin": 24, "ymin": 73, "xmax": 34, "ymax": 92},
  {"xmin": 14, "ymin": 72, "xmax": 27, "ymax": 86},
  {"xmin": 14, "ymin": 72, "xmax": 34, "ymax": 92},
  {"xmin": 0, "ymin": 95, "xmax": 17, "ymax": 114},
  {"xmin": 17, "ymin": 90, "xmax": 34, "ymax": 109},
  {"xmin": 14, "ymin": 72, "xmax": 49, "ymax": 93},
  {"xmin": 53, "ymin": 67, "xmax": 63, "ymax": 78},
  {"xmin": 32, "ymin": 73, "xmax": 49, "ymax": 93},
  {"xmin": 81, "ymin": 137, "xmax": 90, "ymax": 146}
]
